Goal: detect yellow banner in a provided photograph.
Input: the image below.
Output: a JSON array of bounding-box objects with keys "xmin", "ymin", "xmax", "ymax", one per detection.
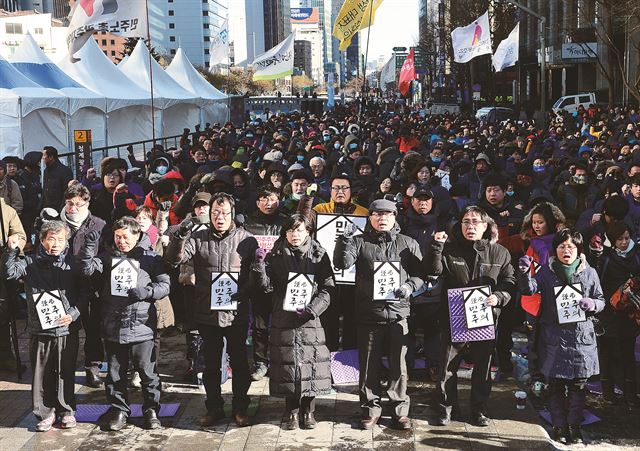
[{"xmin": 332, "ymin": 0, "xmax": 383, "ymax": 52}]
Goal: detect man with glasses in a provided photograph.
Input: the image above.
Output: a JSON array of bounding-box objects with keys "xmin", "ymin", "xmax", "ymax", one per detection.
[
  {"xmin": 334, "ymin": 199, "xmax": 423, "ymax": 431},
  {"xmin": 425, "ymin": 206, "xmax": 515, "ymax": 427},
  {"xmin": 60, "ymin": 184, "xmax": 107, "ymax": 387},
  {"xmin": 313, "ymin": 173, "xmax": 368, "ymax": 351},
  {"xmin": 165, "ymin": 193, "xmax": 258, "ymax": 428}
]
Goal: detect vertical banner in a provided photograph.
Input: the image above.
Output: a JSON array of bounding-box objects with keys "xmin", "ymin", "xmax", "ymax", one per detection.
[
  {"xmin": 492, "ymin": 23, "xmax": 520, "ymax": 72},
  {"xmin": 451, "ymin": 11, "xmax": 492, "ymax": 64}
]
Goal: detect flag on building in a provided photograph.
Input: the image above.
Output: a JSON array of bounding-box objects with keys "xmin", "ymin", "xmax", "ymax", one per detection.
[
  {"xmin": 451, "ymin": 11, "xmax": 492, "ymax": 63},
  {"xmin": 398, "ymin": 48, "xmax": 415, "ymax": 97},
  {"xmin": 252, "ymin": 32, "xmax": 295, "ymax": 81},
  {"xmin": 379, "ymin": 55, "xmax": 395, "ymax": 92},
  {"xmin": 67, "ymin": 0, "xmax": 147, "ymax": 62},
  {"xmin": 333, "ymin": 0, "xmax": 383, "ymax": 52},
  {"xmin": 209, "ymin": 18, "xmax": 229, "ymax": 71},
  {"xmin": 326, "ymin": 72, "xmax": 335, "ymax": 109},
  {"xmin": 492, "ymin": 22, "xmax": 519, "ymax": 72}
]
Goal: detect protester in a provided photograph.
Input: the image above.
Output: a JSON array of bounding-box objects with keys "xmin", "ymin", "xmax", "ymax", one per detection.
[{"xmin": 41, "ymin": 147, "xmax": 73, "ymax": 211}]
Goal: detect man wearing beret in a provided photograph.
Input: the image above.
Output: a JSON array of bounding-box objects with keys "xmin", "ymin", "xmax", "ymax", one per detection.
[{"xmin": 334, "ymin": 199, "xmax": 424, "ymax": 431}]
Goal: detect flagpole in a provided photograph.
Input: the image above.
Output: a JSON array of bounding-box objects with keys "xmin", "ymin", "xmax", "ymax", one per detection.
[
  {"xmin": 359, "ymin": 0, "xmax": 375, "ymax": 122},
  {"xmin": 144, "ymin": 0, "xmax": 156, "ymax": 143},
  {"xmin": 226, "ymin": 17, "xmax": 231, "ymax": 125}
]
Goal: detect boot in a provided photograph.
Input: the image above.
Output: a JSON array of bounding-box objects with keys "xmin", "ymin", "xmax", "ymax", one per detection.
[
  {"xmin": 551, "ymin": 426, "xmax": 565, "ymax": 443},
  {"xmin": 284, "ymin": 412, "xmax": 298, "ymax": 430},
  {"xmin": 601, "ymin": 380, "xmax": 616, "ymax": 402},
  {"xmin": 567, "ymin": 424, "xmax": 583, "ymax": 444},
  {"xmin": 85, "ymin": 367, "xmax": 103, "ymax": 388}
]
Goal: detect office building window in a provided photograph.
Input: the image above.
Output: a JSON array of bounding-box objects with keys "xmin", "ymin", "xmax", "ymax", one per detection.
[
  {"xmin": 5, "ymin": 23, "xmax": 22, "ymax": 34},
  {"xmin": 205, "ymin": 49, "xmax": 209, "ymax": 54},
  {"xmin": 170, "ymin": 49, "xmax": 176, "ymax": 55},
  {"xmin": 168, "ymin": 10, "xmax": 174, "ymax": 16},
  {"xmin": 111, "ymin": 50, "xmax": 116, "ymax": 56},
  {"xmin": 110, "ymin": 40, "xmax": 115, "ymax": 45},
  {"xmin": 203, "ymin": 10, "xmax": 208, "ymax": 16},
  {"xmin": 34, "ymin": 27, "xmax": 43, "ymax": 34},
  {"xmin": 204, "ymin": 36, "xmax": 210, "ymax": 42},
  {"xmin": 169, "ymin": 23, "xmax": 175, "ymax": 29},
  {"xmin": 170, "ymin": 36, "xmax": 175, "ymax": 42},
  {"xmin": 102, "ymin": 39, "xmax": 107, "ymax": 45}
]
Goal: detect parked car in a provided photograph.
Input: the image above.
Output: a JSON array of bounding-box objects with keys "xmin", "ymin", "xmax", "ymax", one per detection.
[
  {"xmin": 475, "ymin": 107, "xmax": 517, "ymax": 123},
  {"xmin": 552, "ymin": 93, "xmax": 597, "ymax": 114}
]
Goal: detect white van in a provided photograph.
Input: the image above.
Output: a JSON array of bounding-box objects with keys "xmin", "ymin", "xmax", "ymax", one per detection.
[{"xmin": 552, "ymin": 93, "xmax": 596, "ymax": 114}]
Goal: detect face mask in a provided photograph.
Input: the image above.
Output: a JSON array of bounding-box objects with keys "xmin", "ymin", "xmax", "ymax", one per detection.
[
  {"xmin": 323, "ymin": 135, "xmax": 331, "ymax": 142},
  {"xmin": 246, "ymin": 134, "xmax": 254, "ymax": 140},
  {"xmin": 431, "ymin": 157, "xmax": 442, "ymax": 164},
  {"xmin": 533, "ymin": 165, "xmax": 545, "ymax": 173},
  {"xmin": 573, "ymin": 175, "xmax": 587, "ymax": 185},
  {"xmin": 156, "ymin": 166, "xmax": 168, "ymax": 175},
  {"xmin": 334, "ymin": 143, "xmax": 341, "ymax": 150},
  {"xmin": 297, "ymin": 155, "xmax": 305, "ymax": 162},
  {"xmin": 291, "ymin": 192, "xmax": 302, "ymax": 201},
  {"xmin": 506, "ymin": 191, "xmax": 515, "ymax": 197}
]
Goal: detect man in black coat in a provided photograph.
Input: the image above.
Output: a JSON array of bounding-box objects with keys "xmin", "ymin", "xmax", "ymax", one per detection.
[
  {"xmin": 334, "ymin": 199, "xmax": 424, "ymax": 431},
  {"xmin": 41, "ymin": 146, "xmax": 73, "ymax": 211}
]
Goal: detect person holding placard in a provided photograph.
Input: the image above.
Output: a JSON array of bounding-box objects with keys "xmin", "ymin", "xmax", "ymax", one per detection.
[
  {"xmin": 1, "ymin": 220, "xmax": 83, "ymax": 432},
  {"xmin": 165, "ymin": 192, "xmax": 258, "ymax": 428},
  {"xmin": 334, "ymin": 198, "xmax": 423, "ymax": 431},
  {"xmin": 518, "ymin": 228, "xmax": 604, "ymax": 444},
  {"xmin": 78, "ymin": 217, "xmax": 171, "ymax": 431},
  {"xmin": 425, "ymin": 206, "xmax": 515, "ymax": 428},
  {"xmin": 251, "ymin": 214, "xmax": 335, "ymax": 430}
]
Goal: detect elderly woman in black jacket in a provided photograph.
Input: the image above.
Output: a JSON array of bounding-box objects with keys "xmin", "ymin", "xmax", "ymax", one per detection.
[{"xmin": 251, "ymin": 214, "xmax": 335, "ymax": 431}]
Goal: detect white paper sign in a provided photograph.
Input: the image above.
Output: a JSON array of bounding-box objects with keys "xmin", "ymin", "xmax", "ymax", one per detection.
[
  {"xmin": 210, "ymin": 272, "xmax": 239, "ymax": 310},
  {"xmin": 34, "ymin": 291, "xmax": 66, "ymax": 330},
  {"xmin": 554, "ymin": 284, "xmax": 586, "ymax": 324},
  {"xmin": 315, "ymin": 214, "xmax": 367, "ymax": 285},
  {"xmin": 373, "ymin": 261, "xmax": 401, "ymax": 301},
  {"xmin": 255, "ymin": 235, "xmax": 278, "ymax": 252},
  {"xmin": 532, "ymin": 261, "xmax": 541, "ymax": 274},
  {"xmin": 191, "ymin": 223, "xmax": 209, "ymax": 233},
  {"xmin": 283, "ymin": 273, "xmax": 315, "ymax": 312},
  {"xmin": 463, "ymin": 286, "xmax": 494, "ymax": 329},
  {"xmin": 111, "ymin": 258, "xmax": 140, "ymax": 297}
]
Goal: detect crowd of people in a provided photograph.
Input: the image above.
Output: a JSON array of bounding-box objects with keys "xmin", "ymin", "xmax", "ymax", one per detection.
[{"xmin": 0, "ymin": 101, "xmax": 639, "ymax": 445}]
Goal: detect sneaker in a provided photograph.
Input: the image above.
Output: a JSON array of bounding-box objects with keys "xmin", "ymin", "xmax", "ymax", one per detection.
[
  {"xmin": 35, "ymin": 414, "xmax": 56, "ymax": 432},
  {"xmin": 60, "ymin": 414, "xmax": 77, "ymax": 429},
  {"xmin": 130, "ymin": 371, "xmax": 142, "ymax": 388},
  {"xmin": 250, "ymin": 363, "xmax": 268, "ymax": 381}
]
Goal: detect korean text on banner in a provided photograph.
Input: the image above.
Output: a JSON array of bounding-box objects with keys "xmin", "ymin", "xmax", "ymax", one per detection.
[
  {"xmin": 209, "ymin": 18, "xmax": 229, "ymax": 69},
  {"xmin": 332, "ymin": 0, "xmax": 383, "ymax": 52},
  {"xmin": 252, "ymin": 33, "xmax": 295, "ymax": 81},
  {"xmin": 451, "ymin": 11, "xmax": 492, "ymax": 64}
]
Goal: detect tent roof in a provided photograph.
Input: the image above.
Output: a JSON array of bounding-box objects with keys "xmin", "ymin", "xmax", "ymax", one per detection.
[
  {"xmin": 57, "ymin": 38, "xmax": 151, "ymax": 112},
  {"xmin": 119, "ymin": 40, "xmax": 202, "ymax": 109},
  {"xmin": 0, "ymin": 54, "xmax": 68, "ymax": 117},
  {"xmin": 11, "ymin": 33, "xmax": 106, "ymax": 114},
  {"xmin": 166, "ymin": 48, "xmax": 226, "ymax": 100}
]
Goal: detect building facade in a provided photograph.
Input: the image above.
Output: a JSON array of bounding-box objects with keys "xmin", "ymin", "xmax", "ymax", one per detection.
[
  {"xmin": 291, "ymin": 6, "xmax": 323, "ymax": 84},
  {"xmin": 0, "ymin": 9, "xmax": 66, "ymax": 59},
  {"xmin": 293, "ymin": 39, "xmax": 312, "ymax": 79},
  {"xmin": 228, "ymin": 0, "xmax": 265, "ymax": 66},
  {"xmin": 263, "ymin": 0, "xmax": 291, "ymax": 50}
]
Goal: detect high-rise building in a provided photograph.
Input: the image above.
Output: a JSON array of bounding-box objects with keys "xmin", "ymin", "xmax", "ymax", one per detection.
[
  {"xmin": 228, "ymin": 0, "xmax": 265, "ymax": 66},
  {"xmin": 293, "ymin": 0, "xmax": 336, "ymax": 83},
  {"xmin": 0, "ymin": 9, "xmax": 66, "ymax": 59},
  {"xmin": 290, "ymin": 5, "xmax": 323, "ymax": 84},
  {"xmin": 1, "ymin": 0, "xmax": 20, "ymax": 12},
  {"xmin": 263, "ymin": 0, "xmax": 291, "ymax": 50},
  {"xmin": 18, "ymin": 0, "xmax": 69, "ymax": 19},
  {"xmin": 293, "ymin": 39, "xmax": 312, "ymax": 79}
]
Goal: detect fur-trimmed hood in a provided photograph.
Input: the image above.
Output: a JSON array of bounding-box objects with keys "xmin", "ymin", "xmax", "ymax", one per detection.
[{"xmin": 520, "ymin": 202, "xmax": 566, "ymax": 240}]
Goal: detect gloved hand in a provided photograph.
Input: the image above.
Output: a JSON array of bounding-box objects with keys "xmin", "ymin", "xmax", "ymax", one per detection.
[
  {"xmin": 128, "ymin": 286, "xmax": 152, "ymax": 301},
  {"xmin": 627, "ymin": 292, "xmax": 640, "ymax": 310},
  {"xmin": 296, "ymin": 308, "xmax": 313, "ymax": 322},
  {"xmin": 177, "ymin": 218, "xmax": 194, "ymax": 238},
  {"xmin": 188, "ymin": 177, "xmax": 202, "ymax": 192},
  {"xmin": 393, "ymin": 284, "xmax": 412, "ymax": 299},
  {"xmin": 255, "ymin": 248, "xmax": 267, "ymax": 264},
  {"xmin": 519, "ymin": 255, "xmax": 534, "ymax": 273},
  {"xmin": 158, "ymin": 200, "xmax": 172, "ymax": 212},
  {"xmin": 579, "ymin": 297, "xmax": 596, "ymax": 312},
  {"xmin": 341, "ymin": 222, "xmax": 357, "ymax": 239},
  {"xmin": 589, "ymin": 234, "xmax": 604, "ymax": 253},
  {"xmin": 307, "ymin": 183, "xmax": 318, "ymax": 197}
]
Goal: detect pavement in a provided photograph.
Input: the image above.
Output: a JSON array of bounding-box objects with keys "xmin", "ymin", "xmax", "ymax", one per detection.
[{"xmin": 1, "ymin": 323, "xmax": 639, "ymax": 451}]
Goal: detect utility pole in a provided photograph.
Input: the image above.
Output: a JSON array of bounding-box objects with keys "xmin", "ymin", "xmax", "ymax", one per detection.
[{"xmin": 505, "ymin": 0, "xmax": 546, "ymax": 112}]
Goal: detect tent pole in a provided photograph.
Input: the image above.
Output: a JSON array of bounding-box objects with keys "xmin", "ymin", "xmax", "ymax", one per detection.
[{"xmin": 144, "ymin": 0, "xmax": 156, "ymax": 144}]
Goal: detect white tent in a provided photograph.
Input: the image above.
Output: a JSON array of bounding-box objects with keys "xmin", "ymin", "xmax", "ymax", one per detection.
[
  {"xmin": 11, "ymin": 33, "xmax": 108, "ymax": 149},
  {"xmin": 57, "ymin": 39, "xmax": 161, "ymax": 148},
  {"xmin": 165, "ymin": 48, "xmax": 229, "ymax": 126},
  {"xmin": 120, "ymin": 40, "xmax": 202, "ymax": 137},
  {"xmin": 0, "ymin": 55, "xmax": 68, "ymax": 158}
]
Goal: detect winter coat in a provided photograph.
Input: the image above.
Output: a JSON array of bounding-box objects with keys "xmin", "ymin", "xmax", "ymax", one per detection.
[
  {"xmin": 478, "ymin": 197, "xmax": 525, "ymax": 244},
  {"xmin": 0, "ymin": 198, "xmax": 26, "ymax": 250},
  {"xmin": 518, "ymin": 256, "xmax": 605, "ymax": 380},
  {"xmin": 13, "ymin": 168, "xmax": 41, "ymax": 221},
  {"xmin": 399, "ymin": 206, "xmax": 442, "ymax": 255},
  {"xmin": 334, "ymin": 222, "xmax": 424, "ymax": 325},
  {"xmin": 78, "ymin": 233, "xmax": 171, "ymax": 344},
  {"xmin": 1, "ymin": 246, "xmax": 84, "ymax": 337},
  {"xmin": 0, "ymin": 176, "xmax": 23, "ymax": 214},
  {"xmin": 164, "ymin": 223, "xmax": 258, "ymax": 328},
  {"xmin": 252, "ymin": 238, "xmax": 335, "ymax": 398},
  {"xmin": 424, "ymin": 224, "xmax": 516, "ymax": 330},
  {"xmin": 42, "ymin": 159, "xmax": 73, "ymax": 210},
  {"xmin": 556, "ymin": 181, "xmax": 600, "ymax": 223},
  {"xmin": 244, "ymin": 210, "xmax": 286, "ymax": 237}
]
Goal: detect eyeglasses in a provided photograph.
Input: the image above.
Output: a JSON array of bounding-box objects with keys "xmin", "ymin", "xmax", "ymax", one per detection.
[
  {"xmin": 371, "ymin": 212, "xmax": 394, "ymax": 218},
  {"xmin": 65, "ymin": 200, "xmax": 88, "ymax": 209},
  {"xmin": 332, "ymin": 186, "xmax": 351, "ymax": 192},
  {"xmin": 105, "ymin": 171, "xmax": 120, "ymax": 179},
  {"xmin": 461, "ymin": 220, "xmax": 485, "ymax": 227},
  {"xmin": 557, "ymin": 244, "xmax": 577, "ymax": 251},
  {"xmin": 211, "ymin": 210, "xmax": 232, "ymax": 218}
]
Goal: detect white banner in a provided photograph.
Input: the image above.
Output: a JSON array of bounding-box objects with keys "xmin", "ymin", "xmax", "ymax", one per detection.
[
  {"xmin": 451, "ymin": 11, "xmax": 492, "ymax": 64},
  {"xmin": 492, "ymin": 23, "xmax": 519, "ymax": 72},
  {"xmin": 379, "ymin": 56, "xmax": 395, "ymax": 91},
  {"xmin": 209, "ymin": 18, "xmax": 229, "ymax": 70},
  {"xmin": 67, "ymin": 0, "xmax": 147, "ymax": 62},
  {"xmin": 326, "ymin": 72, "xmax": 335, "ymax": 108},
  {"xmin": 252, "ymin": 32, "xmax": 295, "ymax": 81}
]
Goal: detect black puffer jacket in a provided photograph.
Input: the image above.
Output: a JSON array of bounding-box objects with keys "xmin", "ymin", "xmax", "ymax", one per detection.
[
  {"xmin": 79, "ymin": 233, "xmax": 171, "ymax": 344},
  {"xmin": 399, "ymin": 206, "xmax": 444, "ymax": 255},
  {"xmin": 252, "ymin": 237, "xmax": 335, "ymax": 397},
  {"xmin": 42, "ymin": 159, "xmax": 73, "ymax": 210},
  {"xmin": 244, "ymin": 210, "xmax": 286, "ymax": 237},
  {"xmin": 424, "ymin": 224, "xmax": 516, "ymax": 327},
  {"xmin": 164, "ymin": 223, "xmax": 258, "ymax": 328},
  {"xmin": 2, "ymin": 246, "xmax": 85, "ymax": 337},
  {"xmin": 334, "ymin": 222, "xmax": 424, "ymax": 324}
]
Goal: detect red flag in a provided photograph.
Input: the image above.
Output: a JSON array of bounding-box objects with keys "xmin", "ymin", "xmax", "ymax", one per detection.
[{"xmin": 398, "ymin": 49, "xmax": 416, "ymax": 97}]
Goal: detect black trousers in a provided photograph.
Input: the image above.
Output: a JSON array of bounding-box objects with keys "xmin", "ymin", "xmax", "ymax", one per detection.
[
  {"xmin": 357, "ymin": 320, "xmax": 410, "ymax": 418},
  {"xmin": 547, "ymin": 378, "xmax": 587, "ymax": 427},
  {"xmin": 321, "ymin": 284, "xmax": 357, "ymax": 351},
  {"xmin": 407, "ymin": 303, "xmax": 441, "ymax": 370},
  {"xmin": 81, "ymin": 295, "xmax": 104, "ymax": 368},
  {"xmin": 105, "ymin": 339, "xmax": 160, "ymax": 415},
  {"xmin": 30, "ymin": 332, "xmax": 79, "ymax": 420},
  {"xmin": 251, "ymin": 295, "xmax": 272, "ymax": 365},
  {"xmin": 199, "ymin": 323, "xmax": 250, "ymax": 414},
  {"xmin": 598, "ymin": 334, "xmax": 638, "ymax": 395},
  {"xmin": 496, "ymin": 300, "xmax": 519, "ymax": 371},
  {"xmin": 436, "ymin": 338, "xmax": 495, "ymax": 416},
  {"xmin": 285, "ymin": 396, "xmax": 315, "ymax": 415}
]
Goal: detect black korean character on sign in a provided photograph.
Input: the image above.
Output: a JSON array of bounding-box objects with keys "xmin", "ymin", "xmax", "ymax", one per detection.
[
  {"xmin": 110, "ymin": 21, "xmax": 120, "ymax": 33},
  {"xmin": 130, "ymin": 18, "xmax": 139, "ymax": 30},
  {"xmin": 120, "ymin": 19, "xmax": 131, "ymax": 32}
]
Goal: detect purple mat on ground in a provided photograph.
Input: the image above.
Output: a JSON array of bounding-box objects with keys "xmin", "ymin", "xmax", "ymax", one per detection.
[
  {"xmin": 75, "ymin": 403, "xmax": 180, "ymax": 423},
  {"xmin": 330, "ymin": 349, "xmax": 359, "ymax": 384},
  {"xmin": 538, "ymin": 409, "xmax": 600, "ymax": 426},
  {"xmin": 586, "ymin": 381, "xmax": 623, "ymax": 395}
]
